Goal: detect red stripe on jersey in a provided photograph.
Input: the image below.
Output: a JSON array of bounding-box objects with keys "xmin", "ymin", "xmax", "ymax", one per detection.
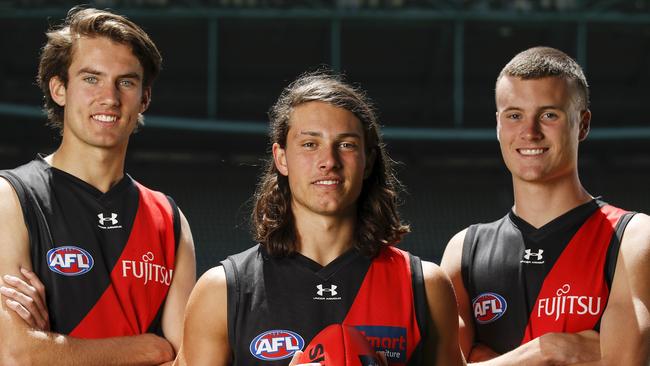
[
  {"xmin": 520, "ymin": 205, "xmax": 627, "ymax": 344},
  {"xmin": 343, "ymin": 247, "xmax": 421, "ymax": 365},
  {"xmin": 70, "ymin": 183, "xmax": 176, "ymax": 338}
]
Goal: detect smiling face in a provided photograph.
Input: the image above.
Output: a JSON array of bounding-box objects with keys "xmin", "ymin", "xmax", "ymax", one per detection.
[
  {"xmin": 496, "ymin": 75, "xmax": 591, "ymax": 185},
  {"xmin": 273, "ymin": 101, "xmax": 373, "ymax": 219},
  {"xmin": 49, "ymin": 36, "xmax": 150, "ymax": 151}
]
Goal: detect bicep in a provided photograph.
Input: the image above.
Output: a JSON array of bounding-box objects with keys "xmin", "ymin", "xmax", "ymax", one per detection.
[
  {"xmin": 599, "ymin": 213, "xmax": 650, "ymax": 365},
  {"xmin": 162, "ymin": 209, "xmax": 197, "ymax": 352},
  {"xmin": 422, "ymin": 261, "xmax": 466, "ymax": 366},
  {"xmin": 175, "ymin": 266, "xmax": 231, "ymax": 366},
  {"xmin": 440, "ymin": 229, "xmax": 475, "ymax": 357},
  {"xmin": 0, "ymin": 178, "xmax": 35, "ymax": 355}
]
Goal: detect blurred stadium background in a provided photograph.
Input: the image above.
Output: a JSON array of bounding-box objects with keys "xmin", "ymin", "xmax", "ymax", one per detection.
[{"xmin": 1, "ymin": 0, "xmax": 649, "ymax": 275}]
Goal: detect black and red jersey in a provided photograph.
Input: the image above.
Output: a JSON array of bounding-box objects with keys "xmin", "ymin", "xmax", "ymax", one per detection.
[
  {"xmin": 461, "ymin": 199, "xmax": 635, "ymax": 353},
  {"xmin": 0, "ymin": 156, "xmax": 179, "ymax": 337},
  {"xmin": 223, "ymin": 245, "xmax": 429, "ymax": 365}
]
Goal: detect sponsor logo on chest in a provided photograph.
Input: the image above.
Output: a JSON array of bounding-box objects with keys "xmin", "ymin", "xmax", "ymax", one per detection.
[
  {"xmin": 355, "ymin": 325, "xmax": 407, "ymax": 363},
  {"xmin": 537, "ymin": 284, "xmax": 603, "ymax": 321},
  {"xmin": 249, "ymin": 329, "xmax": 304, "ymax": 361},
  {"xmin": 313, "ymin": 283, "xmax": 341, "ymax": 301},
  {"xmin": 97, "ymin": 212, "xmax": 122, "ymax": 230},
  {"xmin": 473, "ymin": 292, "xmax": 508, "ymax": 324},
  {"xmin": 47, "ymin": 246, "xmax": 94, "ymax": 276},
  {"xmin": 121, "ymin": 251, "xmax": 173, "ymax": 286},
  {"xmin": 521, "ymin": 248, "xmax": 545, "ymax": 264}
]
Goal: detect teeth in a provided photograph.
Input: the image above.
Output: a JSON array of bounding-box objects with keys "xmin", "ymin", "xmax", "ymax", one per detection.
[
  {"xmin": 93, "ymin": 114, "xmax": 117, "ymax": 122},
  {"xmin": 519, "ymin": 148, "xmax": 545, "ymax": 156},
  {"xmin": 314, "ymin": 180, "xmax": 339, "ymax": 185}
]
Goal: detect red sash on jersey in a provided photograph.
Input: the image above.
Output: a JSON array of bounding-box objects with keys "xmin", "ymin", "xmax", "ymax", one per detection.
[
  {"xmin": 70, "ymin": 183, "xmax": 176, "ymax": 338},
  {"xmin": 520, "ymin": 205, "xmax": 627, "ymax": 344},
  {"xmin": 343, "ymin": 247, "xmax": 421, "ymax": 365}
]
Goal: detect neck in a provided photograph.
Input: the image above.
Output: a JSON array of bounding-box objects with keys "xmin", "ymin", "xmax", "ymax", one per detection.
[
  {"xmin": 512, "ymin": 172, "xmax": 592, "ymax": 228},
  {"xmin": 47, "ymin": 139, "xmax": 128, "ymax": 193},
  {"xmin": 293, "ymin": 206, "xmax": 357, "ymax": 267}
]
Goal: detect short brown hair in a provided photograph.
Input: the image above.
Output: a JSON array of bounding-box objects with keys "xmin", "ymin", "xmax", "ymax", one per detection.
[
  {"xmin": 251, "ymin": 71, "xmax": 410, "ymax": 258},
  {"xmin": 497, "ymin": 46, "xmax": 589, "ymax": 110},
  {"xmin": 37, "ymin": 6, "xmax": 162, "ymax": 131}
]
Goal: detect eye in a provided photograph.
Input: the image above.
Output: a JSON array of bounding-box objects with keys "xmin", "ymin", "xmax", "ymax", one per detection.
[
  {"xmin": 83, "ymin": 76, "xmax": 98, "ymax": 84},
  {"xmin": 505, "ymin": 113, "xmax": 521, "ymax": 121},
  {"xmin": 339, "ymin": 142, "xmax": 358, "ymax": 150},
  {"xmin": 119, "ymin": 79, "xmax": 135, "ymax": 88},
  {"xmin": 541, "ymin": 112, "xmax": 558, "ymax": 120},
  {"xmin": 301, "ymin": 142, "xmax": 316, "ymax": 148}
]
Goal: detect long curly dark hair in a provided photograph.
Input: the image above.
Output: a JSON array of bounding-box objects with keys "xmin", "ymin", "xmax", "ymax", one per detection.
[{"xmin": 251, "ymin": 71, "xmax": 410, "ymax": 258}]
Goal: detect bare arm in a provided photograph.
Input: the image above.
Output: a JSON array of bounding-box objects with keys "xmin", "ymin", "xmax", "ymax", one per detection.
[
  {"xmin": 440, "ymin": 229, "xmax": 476, "ymax": 360},
  {"xmin": 0, "ymin": 178, "xmax": 174, "ymax": 366},
  {"xmin": 573, "ymin": 213, "xmax": 650, "ymax": 366},
  {"xmin": 174, "ymin": 266, "xmax": 231, "ymax": 366},
  {"xmin": 161, "ymin": 209, "xmax": 196, "ymax": 353},
  {"xmin": 420, "ymin": 260, "xmax": 466, "ymax": 365}
]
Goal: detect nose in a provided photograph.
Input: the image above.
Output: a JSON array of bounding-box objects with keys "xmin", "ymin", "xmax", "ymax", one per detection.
[
  {"xmin": 520, "ymin": 116, "xmax": 543, "ymax": 141},
  {"xmin": 319, "ymin": 145, "xmax": 341, "ymax": 172},
  {"xmin": 98, "ymin": 82, "xmax": 121, "ymax": 107}
]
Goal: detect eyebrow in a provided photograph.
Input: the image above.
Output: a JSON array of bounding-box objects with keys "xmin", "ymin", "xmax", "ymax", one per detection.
[
  {"xmin": 298, "ymin": 130, "xmax": 362, "ymax": 139},
  {"xmin": 77, "ymin": 67, "xmax": 142, "ymax": 80},
  {"xmin": 501, "ymin": 105, "xmax": 561, "ymax": 112}
]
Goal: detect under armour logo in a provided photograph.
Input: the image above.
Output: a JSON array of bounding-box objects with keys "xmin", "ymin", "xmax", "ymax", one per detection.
[
  {"xmin": 98, "ymin": 213, "xmax": 118, "ymax": 225},
  {"xmin": 523, "ymin": 249, "xmax": 544, "ymax": 261},
  {"xmin": 316, "ymin": 284, "xmax": 338, "ymax": 297}
]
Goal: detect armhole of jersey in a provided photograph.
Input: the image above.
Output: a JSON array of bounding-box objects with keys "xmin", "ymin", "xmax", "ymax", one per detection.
[
  {"xmin": 0, "ymin": 171, "xmax": 38, "ymax": 249},
  {"xmin": 461, "ymin": 225, "xmax": 478, "ymax": 297},
  {"xmin": 408, "ymin": 253, "xmax": 426, "ymax": 366},
  {"xmin": 221, "ymin": 258, "xmax": 239, "ymax": 353},
  {"xmin": 605, "ymin": 212, "xmax": 636, "ymax": 288},
  {"xmin": 165, "ymin": 195, "xmax": 181, "ymax": 250}
]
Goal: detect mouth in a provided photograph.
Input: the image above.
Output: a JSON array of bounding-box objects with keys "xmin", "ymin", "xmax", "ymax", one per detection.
[
  {"xmin": 517, "ymin": 148, "xmax": 547, "ymax": 156},
  {"xmin": 91, "ymin": 114, "xmax": 119, "ymax": 124},
  {"xmin": 312, "ymin": 179, "xmax": 342, "ymax": 186}
]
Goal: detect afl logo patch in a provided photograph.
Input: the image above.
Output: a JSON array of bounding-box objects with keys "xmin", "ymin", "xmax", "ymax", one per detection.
[
  {"xmin": 47, "ymin": 246, "xmax": 94, "ymax": 276},
  {"xmin": 473, "ymin": 292, "xmax": 507, "ymax": 324},
  {"xmin": 249, "ymin": 329, "xmax": 304, "ymax": 361}
]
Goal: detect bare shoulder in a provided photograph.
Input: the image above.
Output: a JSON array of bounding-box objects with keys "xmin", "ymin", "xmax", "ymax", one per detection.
[
  {"xmin": 192, "ymin": 266, "xmax": 227, "ymax": 301},
  {"xmin": 0, "ymin": 176, "xmax": 30, "ymax": 266},
  {"xmin": 183, "ymin": 266, "xmax": 228, "ymax": 335},
  {"xmin": 621, "ymin": 212, "xmax": 650, "ymax": 254},
  {"xmin": 421, "ymin": 260, "xmax": 456, "ymax": 301},
  {"xmin": 440, "ymin": 227, "xmax": 468, "ymax": 270}
]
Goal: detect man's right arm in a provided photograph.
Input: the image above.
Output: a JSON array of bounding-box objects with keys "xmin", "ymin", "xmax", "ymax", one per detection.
[
  {"xmin": 0, "ymin": 178, "xmax": 174, "ymax": 366},
  {"xmin": 440, "ymin": 228, "xmax": 600, "ymax": 366},
  {"xmin": 173, "ymin": 266, "xmax": 232, "ymax": 366}
]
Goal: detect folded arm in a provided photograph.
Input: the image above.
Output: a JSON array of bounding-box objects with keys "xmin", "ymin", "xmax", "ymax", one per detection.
[{"xmin": 0, "ymin": 178, "xmax": 174, "ymax": 365}]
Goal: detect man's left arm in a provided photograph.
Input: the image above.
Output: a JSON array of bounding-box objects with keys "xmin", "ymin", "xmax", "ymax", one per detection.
[
  {"xmin": 578, "ymin": 213, "xmax": 650, "ymax": 365},
  {"xmin": 161, "ymin": 209, "xmax": 197, "ymax": 353},
  {"xmin": 421, "ymin": 260, "xmax": 467, "ymax": 366}
]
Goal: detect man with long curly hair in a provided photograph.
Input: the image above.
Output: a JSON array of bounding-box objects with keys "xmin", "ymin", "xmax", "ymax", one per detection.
[{"xmin": 174, "ymin": 72, "xmax": 465, "ymax": 365}]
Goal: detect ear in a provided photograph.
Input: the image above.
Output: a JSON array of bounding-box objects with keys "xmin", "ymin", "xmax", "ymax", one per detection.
[
  {"xmin": 49, "ymin": 76, "xmax": 66, "ymax": 107},
  {"xmin": 272, "ymin": 142, "xmax": 289, "ymax": 176},
  {"xmin": 140, "ymin": 87, "xmax": 151, "ymax": 113},
  {"xmin": 495, "ymin": 111, "xmax": 501, "ymax": 142},
  {"xmin": 363, "ymin": 146, "xmax": 377, "ymax": 179},
  {"xmin": 578, "ymin": 109, "xmax": 591, "ymax": 141}
]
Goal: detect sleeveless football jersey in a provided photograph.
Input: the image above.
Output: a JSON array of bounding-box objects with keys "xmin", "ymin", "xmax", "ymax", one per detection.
[
  {"xmin": 223, "ymin": 245, "xmax": 429, "ymax": 365},
  {"xmin": 461, "ymin": 199, "xmax": 635, "ymax": 353},
  {"xmin": 0, "ymin": 156, "xmax": 179, "ymax": 337}
]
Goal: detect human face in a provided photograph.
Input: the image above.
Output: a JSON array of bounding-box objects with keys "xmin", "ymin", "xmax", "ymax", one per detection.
[
  {"xmin": 273, "ymin": 101, "xmax": 373, "ymax": 218},
  {"xmin": 50, "ymin": 36, "xmax": 150, "ymax": 150},
  {"xmin": 496, "ymin": 76, "xmax": 590, "ymax": 184}
]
